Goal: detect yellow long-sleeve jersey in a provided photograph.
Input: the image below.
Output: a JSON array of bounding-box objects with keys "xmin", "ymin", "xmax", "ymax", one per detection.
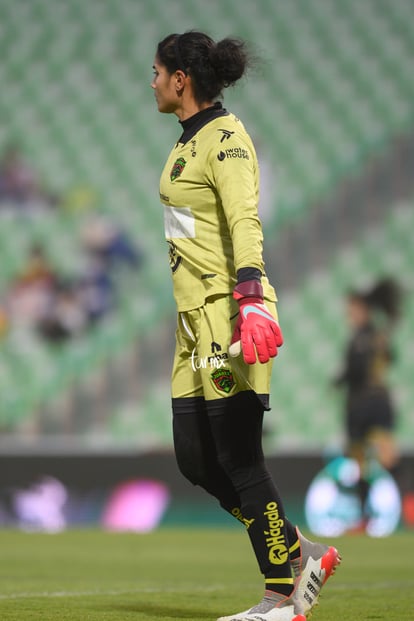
[{"xmin": 159, "ymin": 106, "xmax": 276, "ymax": 312}]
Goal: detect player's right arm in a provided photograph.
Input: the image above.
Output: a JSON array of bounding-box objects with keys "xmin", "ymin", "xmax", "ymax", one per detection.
[
  {"xmin": 208, "ymin": 131, "xmax": 264, "ymax": 275},
  {"xmin": 207, "ymin": 130, "xmax": 283, "ymax": 364}
]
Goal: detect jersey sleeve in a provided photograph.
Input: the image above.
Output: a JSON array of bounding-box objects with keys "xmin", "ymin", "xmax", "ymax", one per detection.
[{"xmin": 207, "ymin": 133, "xmax": 264, "ymax": 274}]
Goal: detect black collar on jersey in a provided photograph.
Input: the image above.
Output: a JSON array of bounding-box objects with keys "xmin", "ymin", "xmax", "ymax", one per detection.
[{"xmin": 178, "ymin": 101, "xmax": 229, "ymax": 145}]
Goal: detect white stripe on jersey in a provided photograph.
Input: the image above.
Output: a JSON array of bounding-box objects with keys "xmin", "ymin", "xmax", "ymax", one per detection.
[{"xmin": 164, "ymin": 205, "xmax": 195, "ymax": 239}]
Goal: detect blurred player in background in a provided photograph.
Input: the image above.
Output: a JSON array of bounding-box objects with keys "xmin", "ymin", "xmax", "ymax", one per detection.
[
  {"xmin": 334, "ymin": 278, "xmax": 402, "ymax": 527},
  {"xmin": 151, "ymin": 31, "xmax": 340, "ymax": 621}
]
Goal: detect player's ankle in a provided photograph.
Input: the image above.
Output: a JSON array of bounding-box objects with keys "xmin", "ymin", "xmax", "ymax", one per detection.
[{"xmin": 265, "ymin": 583, "xmax": 294, "ymax": 598}]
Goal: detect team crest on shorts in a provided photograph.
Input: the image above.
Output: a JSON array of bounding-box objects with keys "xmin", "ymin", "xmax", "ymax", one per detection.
[
  {"xmin": 170, "ymin": 157, "xmax": 186, "ymax": 181},
  {"xmin": 211, "ymin": 368, "xmax": 235, "ymax": 394}
]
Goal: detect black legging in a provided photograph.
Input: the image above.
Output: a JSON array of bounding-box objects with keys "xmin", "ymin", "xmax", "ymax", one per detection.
[{"xmin": 172, "ymin": 390, "xmax": 298, "ymax": 582}]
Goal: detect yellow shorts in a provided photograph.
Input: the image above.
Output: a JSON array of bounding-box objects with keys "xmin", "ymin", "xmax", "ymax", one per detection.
[{"xmin": 171, "ymin": 294, "xmax": 276, "ymax": 406}]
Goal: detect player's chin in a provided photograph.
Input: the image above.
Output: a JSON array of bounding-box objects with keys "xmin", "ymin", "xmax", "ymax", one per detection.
[
  {"xmin": 157, "ymin": 100, "xmax": 176, "ymax": 114},
  {"xmin": 154, "ymin": 98, "xmax": 165, "ymax": 112}
]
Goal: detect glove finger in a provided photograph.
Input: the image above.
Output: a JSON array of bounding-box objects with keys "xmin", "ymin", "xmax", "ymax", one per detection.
[
  {"xmin": 254, "ymin": 324, "xmax": 279, "ymax": 362},
  {"xmin": 255, "ymin": 326, "xmax": 271, "ymax": 363},
  {"xmin": 264, "ymin": 326, "xmax": 278, "ymax": 359},
  {"xmin": 241, "ymin": 327, "xmax": 257, "ymax": 364},
  {"xmin": 270, "ymin": 321, "xmax": 284, "ymax": 347}
]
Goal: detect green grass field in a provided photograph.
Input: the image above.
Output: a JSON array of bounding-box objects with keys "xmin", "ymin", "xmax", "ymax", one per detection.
[{"xmin": 0, "ymin": 529, "xmax": 413, "ymax": 620}]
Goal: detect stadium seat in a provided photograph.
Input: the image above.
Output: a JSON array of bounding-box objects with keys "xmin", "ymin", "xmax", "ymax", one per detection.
[
  {"xmin": 0, "ymin": 0, "xmax": 413, "ymax": 450},
  {"xmin": 269, "ymin": 201, "xmax": 414, "ymax": 451}
]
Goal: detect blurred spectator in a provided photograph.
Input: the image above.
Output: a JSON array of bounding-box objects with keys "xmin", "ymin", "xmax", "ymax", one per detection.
[
  {"xmin": 7, "ymin": 244, "xmax": 58, "ymax": 326},
  {"xmin": 38, "ymin": 281, "xmax": 88, "ymax": 344},
  {"xmin": 81, "ymin": 215, "xmax": 143, "ymax": 270},
  {"xmin": 15, "ymin": 244, "xmax": 57, "ymax": 289},
  {"xmin": 1, "ymin": 212, "xmax": 141, "ymax": 346},
  {"xmin": 77, "ymin": 255, "xmax": 114, "ymax": 323},
  {"xmin": 333, "ymin": 277, "xmax": 402, "ymax": 528},
  {"xmin": 0, "ymin": 144, "xmax": 58, "ymax": 209}
]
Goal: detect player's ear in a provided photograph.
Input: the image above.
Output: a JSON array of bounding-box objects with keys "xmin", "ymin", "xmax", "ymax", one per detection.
[{"xmin": 175, "ymin": 69, "xmax": 188, "ymax": 92}]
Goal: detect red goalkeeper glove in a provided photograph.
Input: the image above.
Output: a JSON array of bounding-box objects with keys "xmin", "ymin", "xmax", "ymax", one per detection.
[{"xmin": 229, "ymin": 280, "xmax": 283, "ymax": 364}]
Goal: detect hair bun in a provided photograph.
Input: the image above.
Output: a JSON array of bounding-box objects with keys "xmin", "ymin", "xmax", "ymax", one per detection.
[
  {"xmin": 209, "ymin": 37, "xmax": 249, "ymax": 87},
  {"xmin": 367, "ymin": 278, "xmax": 402, "ymax": 321}
]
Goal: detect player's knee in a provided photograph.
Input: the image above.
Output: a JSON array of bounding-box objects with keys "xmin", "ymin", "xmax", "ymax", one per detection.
[
  {"xmin": 174, "ymin": 440, "xmax": 229, "ymax": 496},
  {"xmin": 173, "ymin": 435, "xmax": 214, "ymax": 489},
  {"xmin": 172, "ymin": 404, "xmax": 208, "ymax": 486},
  {"xmin": 217, "ymin": 454, "xmax": 270, "ymax": 492},
  {"xmin": 176, "ymin": 458, "xmax": 205, "ymax": 487},
  {"xmin": 174, "ymin": 440, "xmax": 205, "ymax": 486}
]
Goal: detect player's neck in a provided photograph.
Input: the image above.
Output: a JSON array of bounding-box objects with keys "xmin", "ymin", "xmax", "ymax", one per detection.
[{"xmin": 175, "ymin": 99, "xmax": 214, "ymax": 122}]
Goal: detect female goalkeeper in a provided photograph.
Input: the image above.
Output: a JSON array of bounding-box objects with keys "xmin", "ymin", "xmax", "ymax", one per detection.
[{"xmin": 151, "ymin": 31, "xmax": 340, "ymax": 621}]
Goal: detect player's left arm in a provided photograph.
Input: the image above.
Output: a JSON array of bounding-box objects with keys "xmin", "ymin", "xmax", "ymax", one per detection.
[{"xmin": 209, "ymin": 133, "xmax": 283, "ymax": 364}]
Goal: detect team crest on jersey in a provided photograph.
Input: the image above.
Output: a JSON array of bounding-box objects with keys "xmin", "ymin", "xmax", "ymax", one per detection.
[
  {"xmin": 211, "ymin": 368, "xmax": 235, "ymax": 394},
  {"xmin": 167, "ymin": 240, "xmax": 182, "ymax": 272},
  {"xmin": 170, "ymin": 157, "xmax": 186, "ymax": 181}
]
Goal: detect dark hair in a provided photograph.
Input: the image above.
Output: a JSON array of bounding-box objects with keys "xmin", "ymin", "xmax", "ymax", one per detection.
[
  {"xmin": 156, "ymin": 31, "xmax": 251, "ymax": 104},
  {"xmin": 348, "ymin": 277, "xmax": 402, "ymax": 323}
]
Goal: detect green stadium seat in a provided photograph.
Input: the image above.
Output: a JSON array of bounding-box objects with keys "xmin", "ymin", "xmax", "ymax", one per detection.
[
  {"xmin": 0, "ymin": 0, "xmax": 413, "ymax": 448},
  {"xmin": 270, "ymin": 200, "xmax": 414, "ymax": 451}
]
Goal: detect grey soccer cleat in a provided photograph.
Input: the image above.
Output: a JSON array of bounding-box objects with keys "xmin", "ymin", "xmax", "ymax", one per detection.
[
  {"xmin": 291, "ymin": 528, "xmax": 341, "ymax": 615},
  {"xmin": 217, "ymin": 589, "xmax": 306, "ymax": 621}
]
